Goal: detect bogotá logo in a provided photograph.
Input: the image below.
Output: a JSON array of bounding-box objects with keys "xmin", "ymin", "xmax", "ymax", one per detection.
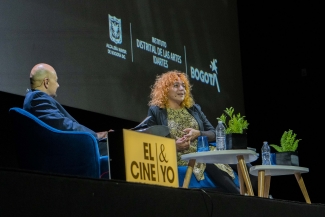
[
  {"xmin": 108, "ymin": 14, "xmax": 122, "ymax": 44},
  {"xmin": 190, "ymin": 59, "xmax": 220, "ymax": 92}
]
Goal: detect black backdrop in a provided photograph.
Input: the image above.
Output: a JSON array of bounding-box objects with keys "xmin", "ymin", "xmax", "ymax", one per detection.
[
  {"xmin": 237, "ymin": 1, "xmax": 323, "ymax": 204},
  {"xmin": 0, "ymin": 0, "xmax": 244, "ymax": 126}
]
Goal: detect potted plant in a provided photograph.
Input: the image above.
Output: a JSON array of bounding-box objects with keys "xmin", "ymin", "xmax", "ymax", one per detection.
[
  {"xmin": 217, "ymin": 107, "xmax": 249, "ymax": 149},
  {"xmin": 269, "ymin": 129, "xmax": 301, "ymax": 166}
]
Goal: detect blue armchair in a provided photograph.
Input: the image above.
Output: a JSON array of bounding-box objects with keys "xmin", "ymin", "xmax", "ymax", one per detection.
[{"xmin": 9, "ymin": 107, "xmax": 109, "ymax": 179}]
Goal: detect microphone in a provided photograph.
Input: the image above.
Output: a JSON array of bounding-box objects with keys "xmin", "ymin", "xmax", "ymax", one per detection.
[{"xmin": 131, "ymin": 116, "xmax": 152, "ymax": 130}]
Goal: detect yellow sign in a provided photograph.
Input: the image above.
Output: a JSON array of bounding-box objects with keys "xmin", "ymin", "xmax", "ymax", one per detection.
[{"xmin": 123, "ymin": 129, "xmax": 179, "ymax": 187}]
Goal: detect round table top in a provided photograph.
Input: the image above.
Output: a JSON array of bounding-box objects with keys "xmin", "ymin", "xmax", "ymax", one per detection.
[
  {"xmin": 181, "ymin": 149, "xmax": 258, "ymax": 164},
  {"xmin": 249, "ymin": 165, "xmax": 309, "ymax": 176}
]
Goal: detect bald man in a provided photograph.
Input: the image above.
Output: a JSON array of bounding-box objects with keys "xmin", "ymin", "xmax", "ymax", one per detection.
[{"xmin": 23, "ymin": 63, "xmax": 108, "ymax": 155}]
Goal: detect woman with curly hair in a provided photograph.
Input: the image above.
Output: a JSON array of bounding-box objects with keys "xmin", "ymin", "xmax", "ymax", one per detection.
[{"xmin": 147, "ymin": 70, "xmax": 242, "ymax": 193}]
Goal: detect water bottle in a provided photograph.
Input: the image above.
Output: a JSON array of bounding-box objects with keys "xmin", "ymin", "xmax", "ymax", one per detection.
[
  {"xmin": 261, "ymin": 141, "xmax": 271, "ymax": 165},
  {"xmin": 216, "ymin": 121, "xmax": 226, "ymax": 150}
]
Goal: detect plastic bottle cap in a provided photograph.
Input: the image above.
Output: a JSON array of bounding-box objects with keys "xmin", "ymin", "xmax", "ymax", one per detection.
[{"xmin": 218, "ymin": 121, "xmax": 222, "ymax": 123}]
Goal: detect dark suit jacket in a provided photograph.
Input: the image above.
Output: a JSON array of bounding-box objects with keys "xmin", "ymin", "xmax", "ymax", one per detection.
[
  {"xmin": 147, "ymin": 104, "xmax": 216, "ymax": 141},
  {"xmin": 23, "ymin": 89, "xmax": 97, "ymax": 139}
]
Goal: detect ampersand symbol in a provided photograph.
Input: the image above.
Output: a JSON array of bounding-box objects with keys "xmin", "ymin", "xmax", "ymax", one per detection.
[{"xmin": 159, "ymin": 144, "xmax": 168, "ymax": 163}]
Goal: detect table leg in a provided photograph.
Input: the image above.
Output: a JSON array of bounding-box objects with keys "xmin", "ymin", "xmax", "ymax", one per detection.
[
  {"xmin": 294, "ymin": 172, "xmax": 311, "ymax": 204},
  {"xmin": 237, "ymin": 155, "xmax": 254, "ymax": 196},
  {"xmin": 237, "ymin": 164, "xmax": 246, "ymax": 195},
  {"xmin": 258, "ymin": 170, "xmax": 265, "ymax": 197},
  {"xmin": 264, "ymin": 175, "xmax": 271, "ymax": 198},
  {"xmin": 182, "ymin": 159, "xmax": 196, "ymax": 188}
]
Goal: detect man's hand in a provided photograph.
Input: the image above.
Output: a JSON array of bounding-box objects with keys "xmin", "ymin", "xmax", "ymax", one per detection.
[
  {"xmin": 183, "ymin": 128, "xmax": 201, "ymax": 141},
  {"xmin": 96, "ymin": 129, "xmax": 114, "ymax": 139},
  {"xmin": 175, "ymin": 136, "xmax": 190, "ymax": 151},
  {"xmin": 96, "ymin": 131, "xmax": 107, "ymax": 139}
]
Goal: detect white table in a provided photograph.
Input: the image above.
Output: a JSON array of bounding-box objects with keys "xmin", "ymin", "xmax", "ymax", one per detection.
[
  {"xmin": 249, "ymin": 165, "xmax": 311, "ymax": 203},
  {"xmin": 181, "ymin": 150, "xmax": 258, "ymax": 196}
]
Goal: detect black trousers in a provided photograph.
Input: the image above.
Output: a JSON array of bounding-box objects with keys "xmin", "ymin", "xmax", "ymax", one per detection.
[{"xmin": 205, "ymin": 163, "xmax": 258, "ymax": 194}]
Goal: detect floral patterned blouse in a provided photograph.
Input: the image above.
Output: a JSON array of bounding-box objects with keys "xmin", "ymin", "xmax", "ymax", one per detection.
[
  {"xmin": 167, "ymin": 107, "xmax": 234, "ymax": 181},
  {"xmin": 167, "ymin": 107, "xmax": 206, "ymax": 180}
]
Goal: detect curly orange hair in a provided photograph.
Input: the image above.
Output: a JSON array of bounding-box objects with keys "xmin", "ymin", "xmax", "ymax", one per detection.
[{"xmin": 148, "ymin": 70, "xmax": 194, "ymax": 108}]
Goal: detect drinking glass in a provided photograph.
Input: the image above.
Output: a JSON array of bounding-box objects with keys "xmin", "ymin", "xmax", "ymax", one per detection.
[{"xmin": 197, "ymin": 136, "xmax": 209, "ymax": 152}]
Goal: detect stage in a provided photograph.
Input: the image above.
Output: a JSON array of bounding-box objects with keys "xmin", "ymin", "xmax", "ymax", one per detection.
[{"xmin": 1, "ymin": 168, "xmax": 324, "ymax": 217}]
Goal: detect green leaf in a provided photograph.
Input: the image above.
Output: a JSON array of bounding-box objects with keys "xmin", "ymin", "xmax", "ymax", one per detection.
[
  {"xmin": 217, "ymin": 114, "xmax": 228, "ymax": 128},
  {"xmin": 270, "ymin": 144, "xmax": 283, "ymax": 152}
]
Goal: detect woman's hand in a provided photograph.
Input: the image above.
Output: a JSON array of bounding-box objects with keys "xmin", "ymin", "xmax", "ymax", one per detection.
[
  {"xmin": 175, "ymin": 136, "xmax": 190, "ymax": 151},
  {"xmin": 183, "ymin": 128, "xmax": 201, "ymax": 141}
]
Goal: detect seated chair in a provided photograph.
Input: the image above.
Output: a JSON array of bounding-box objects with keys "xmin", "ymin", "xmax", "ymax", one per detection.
[
  {"xmin": 9, "ymin": 107, "xmax": 110, "ymax": 179},
  {"xmin": 178, "ymin": 142, "xmax": 239, "ymax": 190},
  {"xmin": 178, "ymin": 166, "xmax": 239, "ymax": 190}
]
